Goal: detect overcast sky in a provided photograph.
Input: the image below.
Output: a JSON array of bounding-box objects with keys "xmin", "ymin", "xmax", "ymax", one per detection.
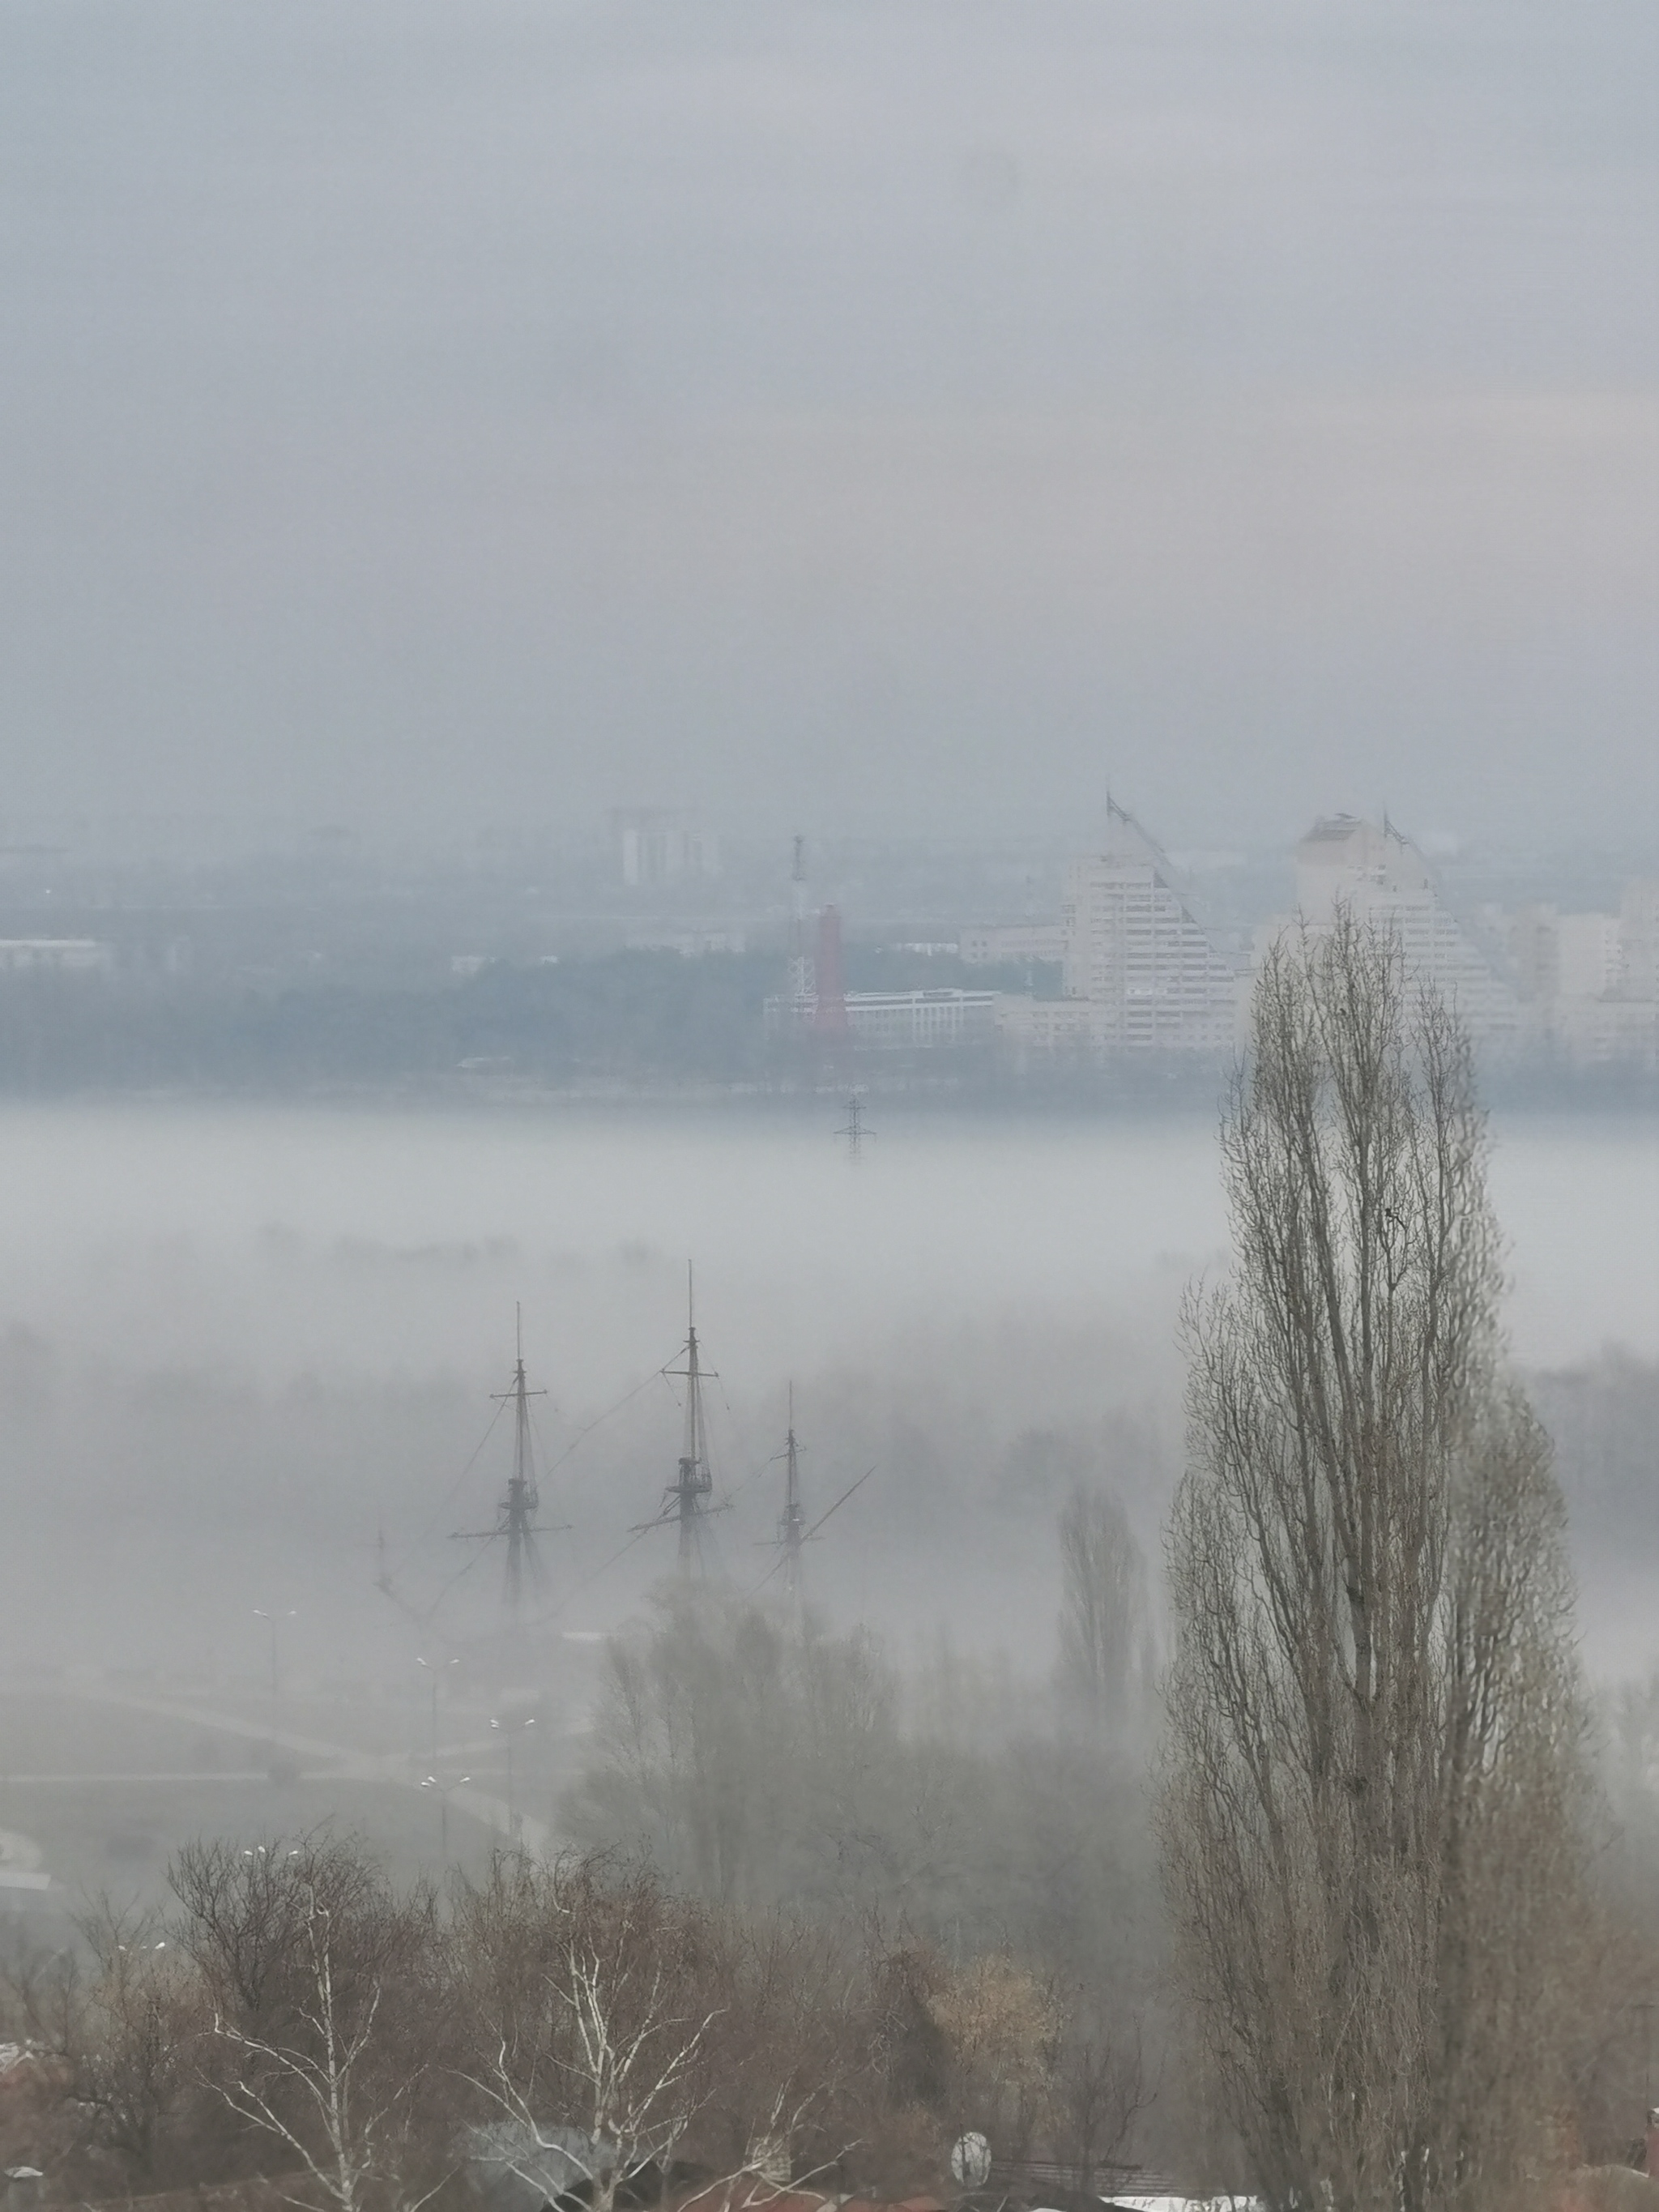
[{"xmin": 1, "ymin": 0, "xmax": 1653, "ymax": 853}]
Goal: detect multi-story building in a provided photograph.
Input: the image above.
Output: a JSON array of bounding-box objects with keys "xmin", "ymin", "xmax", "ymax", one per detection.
[
  {"xmin": 0, "ymin": 937, "xmax": 113, "ymax": 976},
  {"xmin": 764, "ymin": 983, "xmax": 996, "ymax": 1050},
  {"xmin": 994, "ymin": 993, "xmax": 1092, "ymax": 1057},
  {"xmin": 959, "ymin": 920, "xmax": 1067, "ymax": 967},
  {"xmin": 1057, "ymin": 805, "xmax": 1242, "ymax": 1054},
  {"xmin": 1263, "ymin": 817, "xmax": 1522, "ymax": 1047},
  {"xmin": 844, "ymin": 989, "xmax": 997, "ymax": 1050},
  {"xmin": 1620, "ymin": 880, "xmax": 1659, "ymax": 1002},
  {"xmin": 610, "ymin": 809, "xmax": 720, "ymax": 886},
  {"xmin": 1491, "ymin": 878, "xmax": 1659, "ymax": 1070}
]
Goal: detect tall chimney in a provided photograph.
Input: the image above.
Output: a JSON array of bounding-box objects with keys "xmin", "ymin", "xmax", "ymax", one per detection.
[{"xmin": 812, "ymin": 905, "xmax": 849, "ymax": 1036}]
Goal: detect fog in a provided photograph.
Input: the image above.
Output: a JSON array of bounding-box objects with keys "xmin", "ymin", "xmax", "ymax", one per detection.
[
  {"xmin": 2, "ymin": 0, "xmax": 1654, "ymax": 845},
  {"xmin": 0, "ymin": 3, "xmax": 1656, "ymax": 2191},
  {"xmin": 0, "ymin": 1101, "xmax": 1652, "ymax": 1690}
]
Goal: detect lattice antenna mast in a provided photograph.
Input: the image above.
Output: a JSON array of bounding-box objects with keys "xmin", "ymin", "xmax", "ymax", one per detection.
[
  {"xmin": 667, "ymin": 1266, "xmax": 716, "ymax": 1571},
  {"xmin": 780, "ymin": 1382, "xmax": 806, "ymax": 1604}
]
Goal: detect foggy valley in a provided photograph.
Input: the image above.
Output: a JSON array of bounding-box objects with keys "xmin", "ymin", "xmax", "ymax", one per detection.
[
  {"xmin": 0, "ymin": 1103, "xmax": 1653, "ymax": 1872},
  {"xmin": 1, "ymin": 1, "xmax": 1656, "ymax": 2208}
]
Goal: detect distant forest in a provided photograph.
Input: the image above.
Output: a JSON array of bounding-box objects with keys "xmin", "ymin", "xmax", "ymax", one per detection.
[
  {"xmin": 0, "ymin": 954, "xmax": 786, "ymax": 1091},
  {"xmin": 0, "ymin": 951, "xmax": 1043, "ymax": 1095},
  {"xmin": 0, "ymin": 953, "xmax": 1651, "ymax": 1103}
]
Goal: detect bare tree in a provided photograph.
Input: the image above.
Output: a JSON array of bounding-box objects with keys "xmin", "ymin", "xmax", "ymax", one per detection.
[
  {"xmin": 1162, "ymin": 914, "xmax": 1587, "ymax": 2212},
  {"xmin": 695, "ymin": 1911, "xmax": 881, "ymax": 2185},
  {"xmin": 69, "ymin": 1901, "xmax": 207, "ymax": 2189},
  {"xmin": 1049, "ymin": 1997, "xmax": 1150, "ymax": 2202},
  {"xmin": 173, "ymin": 1833, "xmax": 399, "ymax": 2042},
  {"xmin": 454, "ymin": 1852, "xmax": 722, "ymax": 2212},
  {"xmin": 173, "ymin": 1836, "xmax": 450, "ymax": 2212},
  {"xmin": 1056, "ymin": 1484, "xmax": 1151, "ymax": 1740},
  {"xmin": 209, "ymin": 1877, "xmax": 446, "ymax": 2212},
  {"xmin": 0, "ymin": 1904, "xmax": 206, "ymax": 2194}
]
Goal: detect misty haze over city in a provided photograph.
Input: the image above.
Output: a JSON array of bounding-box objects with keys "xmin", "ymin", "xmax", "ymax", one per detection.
[
  {"xmin": 0, "ymin": 9, "xmax": 1654, "ymax": 2212},
  {"xmin": 2, "ymin": 0, "xmax": 1654, "ymax": 848}
]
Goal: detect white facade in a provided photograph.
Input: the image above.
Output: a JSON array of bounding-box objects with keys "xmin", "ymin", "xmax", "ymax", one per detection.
[
  {"xmin": 960, "ymin": 921, "xmax": 1068, "ymax": 967},
  {"xmin": 1555, "ymin": 912, "xmax": 1623, "ymax": 1000},
  {"xmin": 0, "ymin": 938, "xmax": 113, "ymax": 976},
  {"xmin": 1619, "ymin": 880, "xmax": 1659, "ymax": 1001},
  {"xmin": 764, "ymin": 986, "xmax": 996, "ymax": 1048},
  {"xmin": 612, "ymin": 810, "xmax": 720, "ymax": 886},
  {"xmin": 995, "ymin": 994, "xmax": 1092, "ymax": 1055},
  {"xmin": 1469, "ymin": 875, "xmax": 1657, "ymax": 1070},
  {"xmin": 845, "ymin": 989, "xmax": 996, "ymax": 1049},
  {"xmin": 628, "ymin": 929, "xmax": 747, "ymax": 957},
  {"xmin": 1058, "ymin": 811, "xmax": 1240, "ymax": 1053},
  {"xmin": 1266, "ymin": 817, "xmax": 1521, "ymax": 1046}
]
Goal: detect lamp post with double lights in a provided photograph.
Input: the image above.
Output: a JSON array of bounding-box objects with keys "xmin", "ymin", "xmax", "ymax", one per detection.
[{"xmin": 421, "ymin": 1774, "xmax": 471, "ymax": 1863}]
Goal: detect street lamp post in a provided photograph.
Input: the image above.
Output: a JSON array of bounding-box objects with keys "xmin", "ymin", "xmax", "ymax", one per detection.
[
  {"xmin": 254, "ymin": 1609, "xmax": 297, "ymax": 1696},
  {"xmin": 489, "ymin": 1714, "xmax": 536, "ymax": 1838},
  {"xmin": 415, "ymin": 1655, "xmax": 461, "ymax": 1763},
  {"xmin": 421, "ymin": 1774, "xmax": 471, "ymax": 1864}
]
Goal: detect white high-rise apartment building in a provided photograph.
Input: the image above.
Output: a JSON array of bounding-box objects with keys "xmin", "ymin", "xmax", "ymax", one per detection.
[
  {"xmin": 1270, "ymin": 817, "xmax": 1520, "ymax": 1044},
  {"xmin": 1059, "ymin": 806, "xmax": 1240, "ymax": 1053}
]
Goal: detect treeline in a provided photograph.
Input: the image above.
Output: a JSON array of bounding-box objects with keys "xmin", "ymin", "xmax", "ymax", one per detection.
[
  {"xmin": 563, "ymin": 1563, "xmax": 1157, "ymax": 1986},
  {"xmin": 0, "ymin": 1488, "xmax": 1166, "ymax": 2209},
  {"xmin": 0, "ymin": 1829, "xmax": 1149, "ymax": 2210},
  {"xmin": 0, "ymin": 955, "xmax": 781, "ymax": 1092}
]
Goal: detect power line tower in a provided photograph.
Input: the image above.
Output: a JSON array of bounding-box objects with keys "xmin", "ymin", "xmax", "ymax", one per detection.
[
  {"xmin": 665, "ymin": 1268, "xmax": 716, "ymax": 1571},
  {"xmin": 837, "ymin": 1092, "xmax": 870, "ymax": 1162},
  {"xmin": 779, "ymin": 1383, "xmax": 806, "ymax": 1605},
  {"xmin": 455, "ymin": 1306, "xmax": 549, "ymax": 1612}
]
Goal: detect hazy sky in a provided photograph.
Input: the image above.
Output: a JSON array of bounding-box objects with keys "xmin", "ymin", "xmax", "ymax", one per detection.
[{"xmin": 2, "ymin": 0, "xmax": 1654, "ymax": 851}]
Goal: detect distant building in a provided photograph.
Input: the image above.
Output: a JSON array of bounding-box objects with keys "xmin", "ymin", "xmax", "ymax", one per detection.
[
  {"xmin": 844, "ymin": 988, "xmax": 996, "ymax": 1050},
  {"xmin": 960, "ymin": 921, "xmax": 1066, "ymax": 967},
  {"xmin": 764, "ymin": 982, "xmax": 997, "ymax": 1050},
  {"xmin": 609, "ymin": 809, "xmax": 720, "ymax": 886},
  {"xmin": 1555, "ymin": 912, "xmax": 1623, "ymax": 1000},
  {"xmin": 1484, "ymin": 876, "xmax": 1659, "ymax": 1070},
  {"xmin": 0, "ymin": 938, "xmax": 113, "ymax": 976},
  {"xmin": 987, "ymin": 805, "xmax": 1239, "ymax": 1060},
  {"xmin": 1260, "ymin": 817, "xmax": 1521, "ymax": 1047},
  {"xmin": 1618, "ymin": 879, "xmax": 1659, "ymax": 1002},
  {"xmin": 1057, "ymin": 805, "xmax": 1242, "ymax": 1054},
  {"xmin": 627, "ymin": 929, "xmax": 747, "ymax": 957},
  {"xmin": 994, "ymin": 994, "xmax": 1092, "ymax": 1056}
]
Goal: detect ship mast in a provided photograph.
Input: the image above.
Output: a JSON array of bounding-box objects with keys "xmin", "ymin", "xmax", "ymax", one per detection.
[
  {"xmin": 454, "ymin": 1305, "xmax": 548, "ymax": 1613},
  {"xmin": 500, "ymin": 1305, "xmax": 544, "ymax": 1610}
]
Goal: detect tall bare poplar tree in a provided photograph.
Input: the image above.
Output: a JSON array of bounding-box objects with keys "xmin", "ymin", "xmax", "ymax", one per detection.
[
  {"xmin": 1056, "ymin": 1484, "xmax": 1150, "ymax": 1740},
  {"xmin": 1162, "ymin": 915, "xmax": 1584, "ymax": 2212}
]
